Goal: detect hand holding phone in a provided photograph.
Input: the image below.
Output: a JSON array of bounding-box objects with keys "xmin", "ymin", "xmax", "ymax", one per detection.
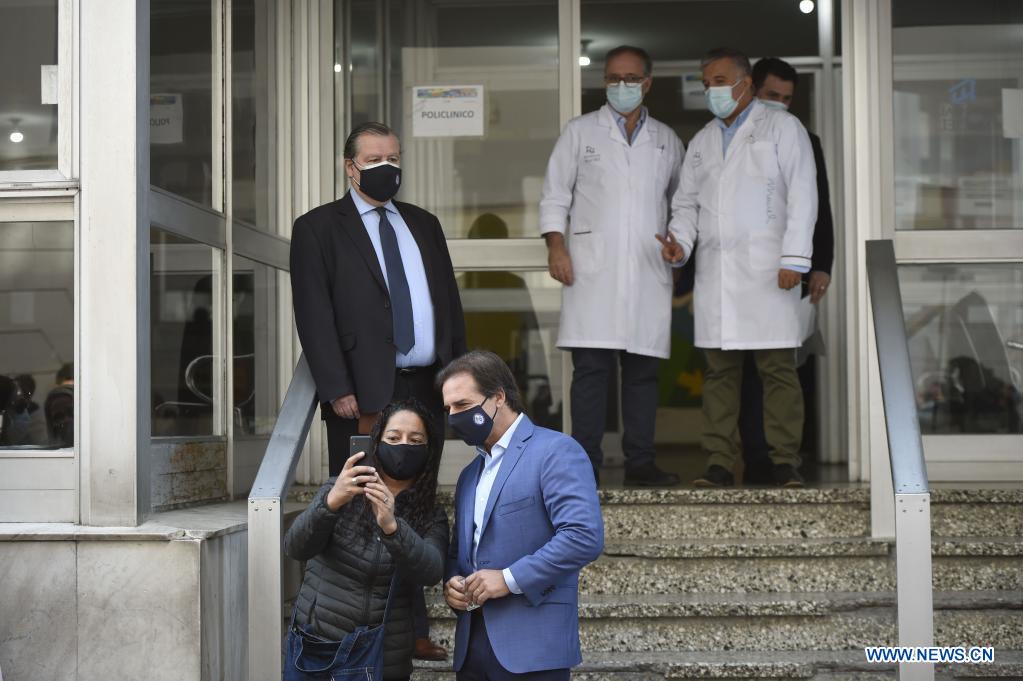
[{"xmin": 349, "ymin": 435, "xmax": 375, "ymax": 476}]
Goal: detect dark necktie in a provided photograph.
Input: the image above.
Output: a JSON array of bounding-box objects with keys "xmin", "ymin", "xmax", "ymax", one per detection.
[{"xmin": 376, "ymin": 207, "xmax": 415, "ymax": 354}]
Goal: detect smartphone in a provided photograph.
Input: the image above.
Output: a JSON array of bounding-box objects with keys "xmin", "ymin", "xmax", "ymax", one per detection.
[{"xmin": 349, "ymin": 435, "xmax": 375, "ymax": 473}]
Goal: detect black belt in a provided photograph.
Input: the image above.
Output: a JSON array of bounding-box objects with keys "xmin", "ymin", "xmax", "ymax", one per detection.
[{"xmin": 396, "ymin": 365, "xmax": 430, "ymax": 375}]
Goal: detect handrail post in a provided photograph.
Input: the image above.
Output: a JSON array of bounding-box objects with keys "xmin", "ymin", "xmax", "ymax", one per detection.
[
  {"xmin": 247, "ymin": 354, "xmax": 319, "ymax": 681},
  {"xmin": 865, "ymin": 240, "xmax": 934, "ymax": 680}
]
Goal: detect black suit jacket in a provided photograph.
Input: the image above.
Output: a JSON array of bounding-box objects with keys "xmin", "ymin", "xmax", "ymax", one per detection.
[
  {"xmin": 290, "ymin": 192, "xmax": 467, "ymax": 415},
  {"xmin": 808, "ymin": 131, "xmax": 834, "ymax": 276}
]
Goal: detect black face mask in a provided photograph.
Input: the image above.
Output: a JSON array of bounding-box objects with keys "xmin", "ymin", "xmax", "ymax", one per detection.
[
  {"xmin": 375, "ymin": 442, "xmax": 430, "ymax": 481},
  {"xmin": 448, "ymin": 397, "xmax": 497, "ymax": 448},
  {"xmin": 353, "ymin": 161, "xmax": 402, "ymax": 203}
]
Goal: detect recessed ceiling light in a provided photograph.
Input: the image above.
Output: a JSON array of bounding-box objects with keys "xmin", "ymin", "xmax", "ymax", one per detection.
[
  {"xmin": 333, "ymin": 63, "xmax": 342, "ymax": 73},
  {"xmin": 799, "ymin": 0, "xmax": 815, "ymax": 14}
]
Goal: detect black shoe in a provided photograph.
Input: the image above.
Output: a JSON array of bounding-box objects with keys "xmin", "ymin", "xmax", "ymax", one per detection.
[
  {"xmin": 773, "ymin": 464, "xmax": 805, "ymax": 488},
  {"xmin": 693, "ymin": 465, "xmax": 735, "ymax": 488},
  {"xmin": 624, "ymin": 462, "xmax": 681, "ymax": 487}
]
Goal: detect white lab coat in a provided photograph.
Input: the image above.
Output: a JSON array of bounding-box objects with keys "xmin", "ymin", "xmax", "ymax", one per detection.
[
  {"xmin": 540, "ymin": 105, "xmax": 685, "ymax": 358},
  {"xmin": 669, "ymin": 100, "xmax": 817, "ymax": 350}
]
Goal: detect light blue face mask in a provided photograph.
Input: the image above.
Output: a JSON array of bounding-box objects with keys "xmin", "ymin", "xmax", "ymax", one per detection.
[
  {"xmin": 759, "ymin": 98, "xmax": 788, "ymax": 111},
  {"xmin": 705, "ymin": 79, "xmax": 748, "ymax": 119},
  {"xmin": 606, "ymin": 81, "xmax": 644, "ymax": 114}
]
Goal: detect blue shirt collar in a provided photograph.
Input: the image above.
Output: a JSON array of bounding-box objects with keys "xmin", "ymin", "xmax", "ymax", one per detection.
[
  {"xmin": 716, "ymin": 99, "xmax": 755, "ymax": 131},
  {"xmin": 611, "ymin": 105, "xmax": 647, "ymax": 127},
  {"xmin": 350, "ymin": 188, "xmax": 398, "ymax": 217}
]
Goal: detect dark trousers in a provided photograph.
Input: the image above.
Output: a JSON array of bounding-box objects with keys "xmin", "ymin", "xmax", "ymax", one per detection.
[
  {"xmin": 323, "ymin": 363, "xmax": 443, "ymax": 644},
  {"xmin": 569, "ymin": 348, "xmax": 659, "ymax": 470},
  {"xmin": 456, "ymin": 610, "xmax": 570, "ymax": 681}
]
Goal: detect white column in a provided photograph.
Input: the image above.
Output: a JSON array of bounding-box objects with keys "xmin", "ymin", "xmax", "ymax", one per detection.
[
  {"xmin": 78, "ymin": 0, "xmax": 150, "ymax": 525},
  {"xmin": 842, "ymin": 0, "xmax": 897, "ymax": 537}
]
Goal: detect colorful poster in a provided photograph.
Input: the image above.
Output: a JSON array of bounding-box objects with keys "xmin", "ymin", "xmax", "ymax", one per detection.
[{"xmin": 412, "ymin": 85, "xmax": 484, "ymax": 137}]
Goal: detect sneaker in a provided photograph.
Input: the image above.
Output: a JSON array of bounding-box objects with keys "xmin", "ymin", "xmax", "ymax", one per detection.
[
  {"xmin": 773, "ymin": 464, "xmax": 805, "ymax": 488},
  {"xmin": 693, "ymin": 464, "xmax": 735, "ymax": 488},
  {"xmin": 624, "ymin": 462, "xmax": 681, "ymax": 487}
]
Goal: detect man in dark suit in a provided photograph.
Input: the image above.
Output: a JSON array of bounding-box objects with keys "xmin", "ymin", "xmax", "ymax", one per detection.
[
  {"xmin": 290, "ymin": 121, "xmax": 465, "ymax": 661},
  {"xmin": 739, "ymin": 58, "xmax": 836, "ymax": 485}
]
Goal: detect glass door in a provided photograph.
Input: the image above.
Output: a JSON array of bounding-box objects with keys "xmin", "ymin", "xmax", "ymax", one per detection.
[{"xmin": 891, "ymin": 0, "xmax": 1023, "ymax": 480}]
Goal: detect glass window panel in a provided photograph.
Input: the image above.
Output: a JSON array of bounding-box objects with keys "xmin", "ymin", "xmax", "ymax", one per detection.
[
  {"xmin": 350, "ymin": 0, "xmax": 382, "ymax": 127},
  {"xmin": 0, "ymin": 0, "xmax": 59, "ymax": 171},
  {"xmin": 893, "ymin": 0, "xmax": 1023, "ymax": 231},
  {"xmin": 0, "ymin": 221, "xmax": 74, "ymax": 449},
  {"xmin": 232, "ymin": 0, "xmax": 273, "ymax": 228},
  {"xmin": 581, "ymin": 0, "xmax": 819, "ymax": 64},
  {"xmin": 900, "ymin": 264, "xmax": 1023, "ymax": 435},
  {"xmin": 456, "ymin": 268, "xmax": 564, "ymax": 432},
  {"xmin": 151, "ymin": 229, "xmax": 221, "ymax": 437},
  {"xmin": 151, "ymin": 0, "xmax": 216, "ymax": 207},
  {"xmin": 382, "ymin": 0, "xmax": 560, "ymax": 238},
  {"xmin": 233, "ymin": 255, "xmax": 279, "ymax": 436}
]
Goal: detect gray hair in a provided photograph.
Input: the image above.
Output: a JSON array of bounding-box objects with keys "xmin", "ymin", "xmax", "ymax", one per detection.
[
  {"xmin": 436, "ymin": 350, "xmax": 525, "ymax": 413},
  {"xmin": 700, "ymin": 47, "xmax": 752, "ymax": 76}
]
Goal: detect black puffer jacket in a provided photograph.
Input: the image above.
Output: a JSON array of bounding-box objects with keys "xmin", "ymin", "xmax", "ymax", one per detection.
[{"xmin": 284, "ymin": 481, "xmax": 448, "ymax": 680}]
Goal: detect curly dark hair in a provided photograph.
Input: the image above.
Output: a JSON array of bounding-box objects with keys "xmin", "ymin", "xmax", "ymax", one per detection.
[{"xmin": 347, "ymin": 398, "xmax": 443, "ymax": 545}]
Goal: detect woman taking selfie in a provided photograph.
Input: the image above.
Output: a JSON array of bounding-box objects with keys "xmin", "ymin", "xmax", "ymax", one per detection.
[{"xmin": 283, "ymin": 398, "xmax": 447, "ymax": 681}]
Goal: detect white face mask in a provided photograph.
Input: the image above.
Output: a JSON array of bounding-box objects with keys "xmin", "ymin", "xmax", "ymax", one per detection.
[
  {"xmin": 759, "ymin": 98, "xmax": 789, "ymax": 111},
  {"xmin": 705, "ymin": 79, "xmax": 748, "ymax": 119}
]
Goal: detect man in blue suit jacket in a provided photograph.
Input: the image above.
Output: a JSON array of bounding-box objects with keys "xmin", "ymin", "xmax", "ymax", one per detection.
[{"xmin": 437, "ymin": 350, "xmax": 604, "ymax": 680}]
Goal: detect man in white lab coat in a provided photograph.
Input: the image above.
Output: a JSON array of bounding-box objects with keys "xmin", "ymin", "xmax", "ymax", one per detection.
[
  {"xmin": 661, "ymin": 48, "xmax": 817, "ymax": 488},
  {"xmin": 541, "ymin": 45, "xmax": 684, "ymax": 487}
]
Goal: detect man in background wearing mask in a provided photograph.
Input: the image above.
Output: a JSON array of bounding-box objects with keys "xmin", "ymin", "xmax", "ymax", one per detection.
[
  {"xmin": 290, "ymin": 121, "xmax": 466, "ymax": 661},
  {"xmin": 439, "ymin": 350, "xmax": 603, "ymax": 680},
  {"xmin": 540, "ymin": 45, "xmax": 685, "ymax": 487},
  {"xmin": 660, "ymin": 48, "xmax": 817, "ymax": 488},
  {"xmin": 737, "ymin": 57, "xmax": 836, "ymax": 484}
]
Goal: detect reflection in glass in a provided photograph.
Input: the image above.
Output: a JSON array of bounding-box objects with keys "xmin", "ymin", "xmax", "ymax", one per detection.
[
  {"xmin": 381, "ymin": 0, "xmax": 560, "ymax": 238},
  {"xmin": 350, "ymin": 0, "xmax": 383, "ymax": 127},
  {"xmin": 900, "ymin": 264, "xmax": 1023, "ymax": 435},
  {"xmin": 456, "ymin": 263, "xmax": 563, "ymax": 431},
  {"xmin": 151, "ymin": 229, "xmax": 220, "ymax": 437},
  {"xmin": 893, "ymin": 0, "xmax": 1023, "ymax": 230},
  {"xmin": 233, "ymin": 255, "xmax": 279, "ymax": 436},
  {"xmin": 0, "ymin": 0, "xmax": 58, "ymax": 171},
  {"xmin": 232, "ymin": 0, "xmax": 274, "ymax": 228},
  {"xmin": 151, "ymin": 0, "xmax": 215, "ymax": 207},
  {"xmin": 0, "ymin": 221, "xmax": 74, "ymax": 448}
]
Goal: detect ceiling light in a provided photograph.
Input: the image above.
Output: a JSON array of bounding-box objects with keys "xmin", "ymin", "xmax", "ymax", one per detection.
[
  {"xmin": 9, "ymin": 131, "xmax": 23, "ymax": 144},
  {"xmin": 799, "ymin": 0, "xmax": 815, "ymax": 13},
  {"xmin": 579, "ymin": 55, "xmax": 591, "ymax": 67},
  {"xmin": 333, "ymin": 63, "xmax": 342, "ymax": 73}
]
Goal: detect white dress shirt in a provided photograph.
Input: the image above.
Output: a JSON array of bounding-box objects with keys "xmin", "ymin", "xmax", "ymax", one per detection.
[
  {"xmin": 350, "ymin": 189, "xmax": 437, "ymax": 367},
  {"xmin": 472, "ymin": 412, "xmax": 525, "ymax": 594}
]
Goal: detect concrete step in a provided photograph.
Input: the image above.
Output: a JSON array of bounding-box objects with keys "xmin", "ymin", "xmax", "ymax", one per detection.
[
  {"xmin": 411, "ymin": 649, "xmax": 1023, "ymax": 680},
  {"xmin": 424, "ymin": 591, "xmax": 1023, "ymax": 654}
]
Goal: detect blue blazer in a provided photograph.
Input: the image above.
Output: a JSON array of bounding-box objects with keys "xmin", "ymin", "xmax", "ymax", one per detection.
[{"xmin": 446, "ymin": 414, "xmax": 604, "ymax": 674}]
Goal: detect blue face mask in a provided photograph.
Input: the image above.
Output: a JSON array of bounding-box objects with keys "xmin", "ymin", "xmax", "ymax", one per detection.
[
  {"xmin": 448, "ymin": 397, "xmax": 497, "ymax": 448},
  {"xmin": 759, "ymin": 98, "xmax": 788, "ymax": 111},
  {"xmin": 706, "ymin": 79, "xmax": 748, "ymax": 119},
  {"xmin": 606, "ymin": 81, "xmax": 644, "ymax": 115}
]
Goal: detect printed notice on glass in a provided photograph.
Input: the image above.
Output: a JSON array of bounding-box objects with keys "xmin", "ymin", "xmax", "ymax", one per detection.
[
  {"xmin": 1002, "ymin": 88, "xmax": 1023, "ymax": 139},
  {"xmin": 412, "ymin": 85, "xmax": 484, "ymax": 137},
  {"xmin": 682, "ymin": 74, "xmax": 706, "ymax": 110},
  {"xmin": 151, "ymin": 94, "xmax": 183, "ymax": 144}
]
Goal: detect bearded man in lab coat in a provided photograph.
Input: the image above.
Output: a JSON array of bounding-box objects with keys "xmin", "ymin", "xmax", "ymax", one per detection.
[
  {"xmin": 541, "ymin": 45, "xmax": 684, "ymax": 487},
  {"xmin": 660, "ymin": 48, "xmax": 817, "ymax": 488}
]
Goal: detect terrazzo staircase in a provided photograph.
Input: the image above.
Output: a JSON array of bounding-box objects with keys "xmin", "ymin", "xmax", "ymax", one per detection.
[{"xmin": 412, "ymin": 486, "xmax": 1023, "ymax": 680}]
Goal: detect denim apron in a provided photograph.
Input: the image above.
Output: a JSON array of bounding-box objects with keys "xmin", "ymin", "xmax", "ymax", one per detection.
[{"xmin": 284, "ymin": 573, "xmax": 398, "ymax": 681}]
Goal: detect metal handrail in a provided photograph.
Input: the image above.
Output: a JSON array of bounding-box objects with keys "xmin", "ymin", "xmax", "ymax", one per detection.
[
  {"xmin": 865, "ymin": 239, "xmax": 935, "ymax": 681},
  {"xmin": 247, "ymin": 353, "xmax": 318, "ymax": 681}
]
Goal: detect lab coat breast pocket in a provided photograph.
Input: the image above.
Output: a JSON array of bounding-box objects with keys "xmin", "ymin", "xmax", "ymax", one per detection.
[{"xmin": 747, "ymin": 141, "xmax": 779, "ymax": 178}]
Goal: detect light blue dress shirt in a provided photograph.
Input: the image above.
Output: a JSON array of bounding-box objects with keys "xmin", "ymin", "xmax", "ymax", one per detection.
[
  {"xmin": 351, "ymin": 190, "xmax": 437, "ymax": 367},
  {"xmin": 717, "ymin": 104, "xmax": 809, "ymax": 274},
  {"xmin": 611, "ymin": 105, "xmax": 648, "ymax": 145},
  {"xmin": 472, "ymin": 412, "xmax": 525, "ymax": 594}
]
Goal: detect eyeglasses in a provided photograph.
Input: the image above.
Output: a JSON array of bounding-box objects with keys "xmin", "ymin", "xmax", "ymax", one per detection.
[{"xmin": 603, "ymin": 74, "xmax": 647, "ymax": 85}]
